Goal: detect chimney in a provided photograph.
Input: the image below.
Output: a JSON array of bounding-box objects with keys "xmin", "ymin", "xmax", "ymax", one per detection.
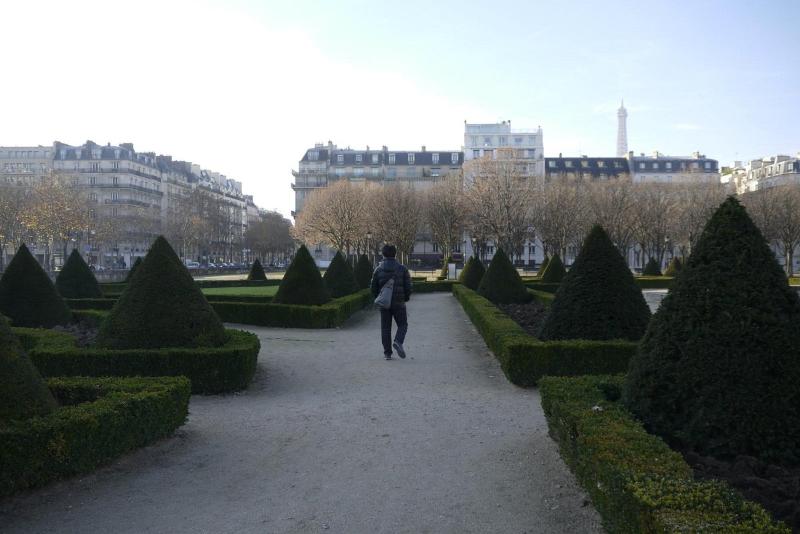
[
  {"xmin": 382, "ymin": 145, "xmax": 388, "ymax": 151},
  {"xmin": 421, "ymin": 145, "xmax": 426, "ymax": 152}
]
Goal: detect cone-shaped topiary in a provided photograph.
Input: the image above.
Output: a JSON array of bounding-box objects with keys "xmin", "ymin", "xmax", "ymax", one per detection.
[
  {"xmin": 273, "ymin": 245, "xmax": 330, "ymax": 305},
  {"xmin": 537, "ymin": 254, "xmax": 550, "ymax": 277},
  {"xmin": 540, "ymin": 254, "xmax": 566, "ymax": 283},
  {"xmin": 0, "ymin": 314, "xmax": 58, "ymax": 424},
  {"xmin": 663, "ymin": 256, "xmax": 682, "ymax": 277},
  {"xmin": 96, "ymin": 236, "xmax": 226, "ymax": 349},
  {"xmin": 459, "ymin": 255, "xmax": 486, "ymax": 291},
  {"xmin": 477, "ymin": 248, "xmax": 530, "ymax": 304},
  {"xmin": 0, "ymin": 244, "xmax": 72, "ymax": 328},
  {"xmin": 642, "ymin": 257, "xmax": 662, "ymax": 276},
  {"xmin": 125, "ymin": 256, "xmax": 143, "ymax": 282},
  {"xmin": 323, "ymin": 251, "xmax": 358, "ymax": 298},
  {"xmin": 539, "ymin": 225, "xmax": 650, "ymax": 341},
  {"xmin": 624, "ymin": 197, "xmax": 800, "ymax": 465},
  {"xmin": 247, "ymin": 258, "xmax": 267, "ymax": 281},
  {"xmin": 56, "ymin": 249, "xmax": 102, "ymax": 299},
  {"xmin": 354, "ymin": 254, "xmax": 373, "ymax": 289}
]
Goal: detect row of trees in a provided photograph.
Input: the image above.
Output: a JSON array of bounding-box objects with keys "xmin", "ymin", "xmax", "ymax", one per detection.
[
  {"xmin": 0, "ymin": 173, "xmax": 291, "ymax": 271},
  {"xmin": 293, "ymin": 159, "xmax": 736, "ymax": 270}
]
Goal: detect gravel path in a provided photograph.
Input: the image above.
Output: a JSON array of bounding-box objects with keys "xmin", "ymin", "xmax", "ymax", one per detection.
[{"xmin": 0, "ymin": 293, "xmax": 601, "ymax": 534}]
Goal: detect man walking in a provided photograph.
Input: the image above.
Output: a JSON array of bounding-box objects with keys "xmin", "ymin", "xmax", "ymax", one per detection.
[{"xmin": 370, "ymin": 244, "xmax": 412, "ymax": 360}]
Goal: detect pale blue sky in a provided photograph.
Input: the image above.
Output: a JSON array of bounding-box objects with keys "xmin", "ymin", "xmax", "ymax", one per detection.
[{"xmin": 1, "ymin": 0, "xmax": 798, "ymax": 216}]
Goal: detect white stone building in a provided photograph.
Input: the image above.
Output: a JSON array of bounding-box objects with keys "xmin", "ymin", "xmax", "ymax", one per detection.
[
  {"xmin": 463, "ymin": 120, "xmax": 545, "ymax": 177},
  {"xmin": 722, "ymin": 154, "xmax": 800, "ymax": 194}
]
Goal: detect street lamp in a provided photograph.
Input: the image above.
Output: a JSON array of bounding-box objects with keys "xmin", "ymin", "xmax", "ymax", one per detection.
[
  {"xmin": 366, "ymin": 231, "xmax": 373, "ymax": 265},
  {"xmin": 470, "ymin": 236, "xmax": 478, "ymax": 259}
]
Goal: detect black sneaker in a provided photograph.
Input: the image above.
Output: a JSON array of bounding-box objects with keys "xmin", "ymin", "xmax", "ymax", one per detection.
[
  {"xmin": 384, "ymin": 354, "xmax": 392, "ymax": 360},
  {"xmin": 393, "ymin": 342, "xmax": 406, "ymax": 359}
]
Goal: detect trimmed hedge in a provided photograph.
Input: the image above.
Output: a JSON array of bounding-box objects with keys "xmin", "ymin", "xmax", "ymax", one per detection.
[
  {"xmin": 413, "ymin": 280, "xmax": 458, "ymax": 293},
  {"xmin": 540, "ymin": 254, "xmax": 566, "ymax": 283},
  {"xmin": 642, "ymin": 256, "xmax": 662, "ymax": 276},
  {"xmin": 1, "ymin": 376, "xmax": 190, "ymax": 497},
  {"xmin": 195, "ymin": 279, "xmax": 281, "ymax": 289},
  {"xmin": 458, "ymin": 256, "xmax": 485, "ymax": 290},
  {"xmin": 453, "ymin": 285, "xmax": 635, "ymax": 386},
  {"xmin": 354, "ymin": 254, "xmax": 373, "ymax": 289},
  {"xmin": 523, "ymin": 281, "xmax": 562, "ymax": 294},
  {"xmin": 540, "ymin": 375, "xmax": 788, "ymax": 533},
  {"xmin": 322, "ymin": 251, "xmax": 358, "ymax": 298},
  {"xmin": 125, "ymin": 256, "xmax": 143, "ymax": 282},
  {"xmin": 212, "ymin": 289, "xmax": 372, "ymax": 328},
  {"xmin": 274, "ymin": 245, "xmax": 330, "ymax": 305},
  {"xmin": 477, "ymin": 248, "xmax": 530, "ymax": 304},
  {"xmin": 663, "ymin": 256, "xmax": 683, "ymax": 277},
  {"xmin": 56, "ymin": 249, "xmax": 103, "ymax": 299},
  {"xmin": 66, "ymin": 298, "xmax": 117, "ymax": 310},
  {"xmin": 634, "ymin": 276, "xmax": 674, "ymax": 289},
  {"xmin": 16, "ymin": 328, "xmax": 260, "ymax": 395}
]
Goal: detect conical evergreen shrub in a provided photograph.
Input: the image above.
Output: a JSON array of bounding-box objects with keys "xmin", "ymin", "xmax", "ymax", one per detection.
[
  {"xmin": 624, "ymin": 197, "xmax": 800, "ymax": 465},
  {"xmin": 459, "ymin": 255, "xmax": 486, "ymax": 291},
  {"xmin": 0, "ymin": 244, "xmax": 72, "ymax": 328},
  {"xmin": 538, "ymin": 255, "xmax": 550, "ymax": 277},
  {"xmin": 56, "ymin": 249, "xmax": 102, "ymax": 299},
  {"xmin": 642, "ymin": 257, "xmax": 662, "ymax": 276},
  {"xmin": 247, "ymin": 258, "xmax": 267, "ymax": 281},
  {"xmin": 125, "ymin": 256, "xmax": 143, "ymax": 282},
  {"xmin": 477, "ymin": 248, "xmax": 530, "ymax": 304},
  {"xmin": 0, "ymin": 314, "xmax": 57, "ymax": 424},
  {"xmin": 540, "ymin": 254, "xmax": 566, "ymax": 283},
  {"xmin": 539, "ymin": 225, "xmax": 650, "ymax": 341},
  {"xmin": 663, "ymin": 256, "xmax": 682, "ymax": 277},
  {"xmin": 323, "ymin": 251, "xmax": 358, "ymax": 298},
  {"xmin": 273, "ymin": 245, "xmax": 330, "ymax": 305},
  {"xmin": 354, "ymin": 254, "xmax": 373, "ymax": 289},
  {"xmin": 96, "ymin": 236, "xmax": 226, "ymax": 349}
]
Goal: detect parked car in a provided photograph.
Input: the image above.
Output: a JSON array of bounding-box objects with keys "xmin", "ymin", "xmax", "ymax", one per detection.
[{"xmin": 184, "ymin": 260, "xmax": 200, "ymax": 269}]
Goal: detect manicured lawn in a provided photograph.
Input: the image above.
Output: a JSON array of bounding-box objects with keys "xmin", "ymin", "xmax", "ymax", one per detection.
[{"xmin": 201, "ymin": 286, "xmax": 279, "ymax": 297}]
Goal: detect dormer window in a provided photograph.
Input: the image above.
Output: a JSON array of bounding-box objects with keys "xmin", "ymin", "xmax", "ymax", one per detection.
[
  {"xmin": 432, "ymin": 153, "xmax": 439, "ymax": 164},
  {"xmin": 408, "ymin": 153, "xmax": 415, "ymax": 164},
  {"xmin": 389, "ymin": 154, "xmax": 396, "ymax": 164},
  {"xmin": 372, "ymin": 154, "xmax": 379, "ymax": 164},
  {"xmin": 451, "ymin": 153, "xmax": 458, "ymax": 164},
  {"xmin": 355, "ymin": 154, "xmax": 362, "ymax": 163},
  {"xmin": 337, "ymin": 154, "xmax": 344, "ymax": 164}
]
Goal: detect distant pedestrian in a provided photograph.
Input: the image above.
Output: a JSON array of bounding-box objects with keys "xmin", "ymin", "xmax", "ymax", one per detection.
[{"xmin": 370, "ymin": 244, "xmax": 412, "ymax": 360}]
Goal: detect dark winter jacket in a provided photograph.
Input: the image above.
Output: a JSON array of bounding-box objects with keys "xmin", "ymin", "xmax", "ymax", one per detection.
[{"xmin": 370, "ymin": 258, "xmax": 412, "ymax": 304}]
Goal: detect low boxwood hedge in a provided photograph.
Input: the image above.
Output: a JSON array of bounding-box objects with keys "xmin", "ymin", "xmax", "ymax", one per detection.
[
  {"xmin": 195, "ymin": 279, "xmax": 281, "ymax": 289},
  {"xmin": 14, "ymin": 328, "xmax": 260, "ymax": 395},
  {"xmin": 635, "ymin": 276, "xmax": 674, "ymax": 289},
  {"xmin": 0, "ymin": 376, "xmax": 190, "ymax": 497},
  {"xmin": 524, "ymin": 281, "xmax": 562, "ymax": 294},
  {"xmin": 453, "ymin": 285, "xmax": 634, "ymax": 386},
  {"xmin": 539, "ymin": 375, "xmax": 788, "ymax": 533},
  {"xmin": 413, "ymin": 280, "xmax": 458, "ymax": 293},
  {"xmin": 211, "ymin": 288, "xmax": 372, "ymax": 328},
  {"xmin": 66, "ymin": 298, "xmax": 117, "ymax": 310}
]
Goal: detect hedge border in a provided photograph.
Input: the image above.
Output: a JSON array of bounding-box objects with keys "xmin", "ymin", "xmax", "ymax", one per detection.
[
  {"xmin": 1, "ymin": 376, "xmax": 190, "ymax": 497},
  {"xmin": 452, "ymin": 285, "xmax": 634, "ymax": 386},
  {"xmin": 539, "ymin": 375, "xmax": 789, "ymax": 533},
  {"xmin": 526, "ymin": 277, "xmax": 675, "ymax": 293},
  {"xmin": 413, "ymin": 280, "xmax": 458, "ymax": 293},
  {"xmin": 14, "ymin": 328, "xmax": 260, "ymax": 394},
  {"xmin": 211, "ymin": 288, "xmax": 372, "ymax": 328}
]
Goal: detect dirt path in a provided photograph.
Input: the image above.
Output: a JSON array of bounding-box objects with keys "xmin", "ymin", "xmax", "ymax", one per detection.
[{"xmin": 1, "ymin": 293, "xmax": 601, "ymax": 533}]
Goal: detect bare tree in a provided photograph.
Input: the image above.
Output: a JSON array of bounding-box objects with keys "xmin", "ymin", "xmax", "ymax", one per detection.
[
  {"xmin": 743, "ymin": 185, "xmax": 800, "ymax": 275},
  {"xmin": 294, "ymin": 180, "xmax": 367, "ymax": 254},
  {"xmin": 464, "ymin": 157, "xmax": 535, "ymax": 260},
  {"xmin": 671, "ymin": 183, "xmax": 728, "ymax": 258},
  {"xmin": 533, "ymin": 178, "xmax": 590, "ymax": 261},
  {"xmin": 587, "ymin": 177, "xmax": 637, "ymax": 258},
  {"xmin": 245, "ymin": 211, "xmax": 295, "ymax": 264},
  {"xmin": 368, "ymin": 184, "xmax": 423, "ymax": 264},
  {"xmin": 0, "ymin": 185, "xmax": 30, "ymax": 270},
  {"xmin": 424, "ymin": 174, "xmax": 466, "ymax": 259},
  {"xmin": 631, "ymin": 183, "xmax": 677, "ymax": 268}
]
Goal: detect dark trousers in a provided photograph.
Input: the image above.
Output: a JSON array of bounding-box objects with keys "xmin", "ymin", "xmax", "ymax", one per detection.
[{"xmin": 380, "ymin": 304, "xmax": 408, "ymax": 355}]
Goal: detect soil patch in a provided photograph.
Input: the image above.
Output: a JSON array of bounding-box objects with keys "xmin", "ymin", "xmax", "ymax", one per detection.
[
  {"xmin": 497, "ymin": 301, "xmax": 548, "ymax": 337},
  {"xmin": 685, "ymin": 451, "xmax": 800, "ymax": 531},
  {"xmin": 52, "ymin": 322, "xmax": 98, "ymax": 348}
]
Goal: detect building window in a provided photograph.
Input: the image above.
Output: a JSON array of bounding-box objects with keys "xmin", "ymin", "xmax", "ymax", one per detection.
[
  {"xmin": 499, "ymin": 136, "xmax": 507, "ymax": 145},
  {"xmin": 405, "ymin": 167, "xmax": 416, "ymax": 177},
  {"xmin": 371, "ymin": 167, "xmax": 380, "ymax": 177},
  {"xmin": 112, "ymin": 161, "xmax": 119, "ymax": 170},
  {"xmin": 565, "ymin": 161, "xmax": 573, "ymax": 168},
  {"xmin": 89, "ymin": 193, "xmax": 97, "ymax": 202},
  {"xmin": 704, "ymin": 162, "xmax": 711, "ymax": 170},
  {"xmin": 91, "ymin": 162, "xmax": 100, "ymax": 172},
  {"xmin": 451, "ymin": 153, "xmax": 458, "ymax": 164},
  {"xmin": 308, "ymin": 151, "xmax": 318, "ymax": 161},
  {"xmin": 614, "ymin": 161, "xmax": 623, "ymax": 169},
  {"xmin": 432, "ymin": 153, "xmax": 439, "ymax": 164},
  {"xmin": 111, "ymin": 192, "xmax": 119, "ymax": 200},
  {"xmin": 548, "ymin": 161, "xmax": 557, "ymax": 168},
  {"xmin": 472, "ymin": 149, "xmax": 480, "ymax": 158},
  {"xmin": 408, "ymin": 153, "xmax": 415, "ymax": 164},
  {"xmin": 89, "ymin": 176, "xmax": 96, "ymax": 185},
  {"xmin": 389, "ymin": 154, "xmax": 396, "ymax": 164},
  {"xmin": 526, "ymin": 149, "xmax": 535, "ymax": 158},
  {"xmin": 355, "ymin": 154, "xmax": 362, "ymax": 163},
  {"xmin": 487, "ymin": 245, "xmax": 494, "ymax": 254},
  {"xmin": 581, "ymin": 160, "xmax": 589, "ymax": 168},
  {"xmin": 483, "ymin": 136, "xmax": 492, "ymax": 146},
  {"xmin": 484, "ymin": 149, "xmax": 493, "ymax": 159},
  {"xmin": 432, "ymin": 243, "xmax": 439, "ymax": 253},
  {"xmin": 653, "ymin": 163, "xmax": 659, "ymax": 170},
  {"xmin": 431, "ymin": 168, "xmax": 441, "ymax": 177},
  {"xmin": 514, "ymin": 137, "xmax": 523, "ymax": 144},
  {"xmin": 387, "ymin": 167, "xmax": 397, "ymax": 178},
  {"xmin": 597, "ymin": 161, "xmax": 605, "ymax": 168},
  {"xmin": 113, "ymin": 176, "xmax": 119, "ymax": 185},
  {"xmin": 335, "ymin": 168, "xmax": 345, "ymax": 177},
  {"xmin": 639, "ymin": 163, "xmax": 646, "ymax": 170},
  {"xmin": 372, "ymin": 154, "xmax": 379, "ymax": 164},
  {"xmin": 337, "ymin": 154, "xmax": 344, "ymax": 164}
]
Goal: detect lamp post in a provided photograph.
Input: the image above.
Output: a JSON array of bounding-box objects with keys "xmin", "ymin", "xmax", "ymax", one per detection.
[{"xmin": 470, "ymin": 236, "xmax": 478, "ymax": 260}]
